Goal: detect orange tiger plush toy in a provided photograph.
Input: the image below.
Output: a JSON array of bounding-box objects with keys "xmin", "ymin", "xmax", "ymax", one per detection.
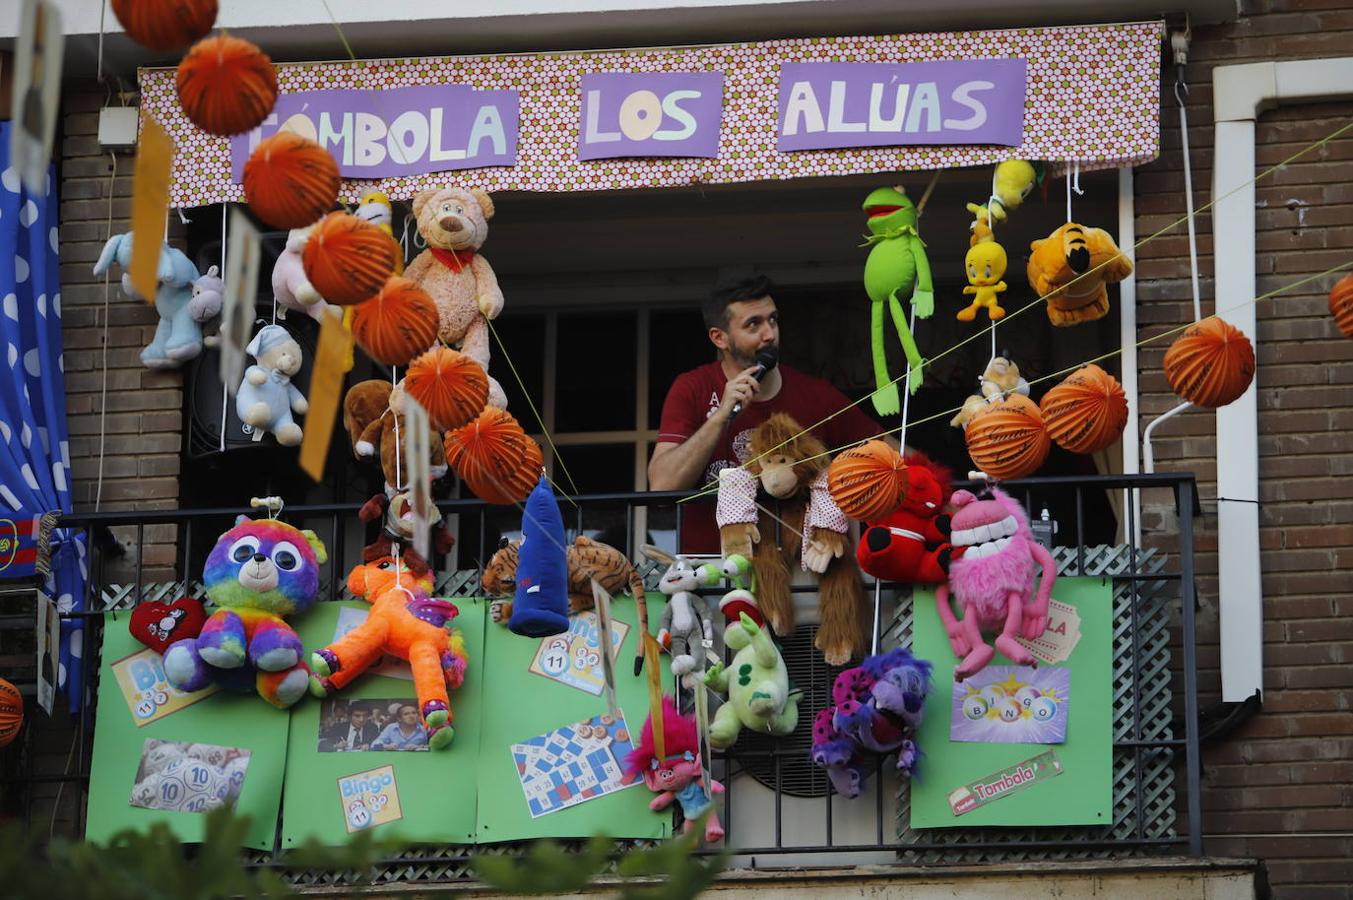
[
  {"xmin": 309, "ymin": 559, "xmax": 469, "ymax": 750},
  {"xmin": 1028, "ymin": 222, "xmax": 1134, "ymax": 326}
]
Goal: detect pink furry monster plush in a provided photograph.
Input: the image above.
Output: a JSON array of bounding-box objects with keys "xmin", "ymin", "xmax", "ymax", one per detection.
[
  {"xmin": 934, "ymin": 487, "xmax": 1056, "ymax": 679},
  {"xmin": 625, "ymin": 696, "xmax": 726, "ymax": 844}
]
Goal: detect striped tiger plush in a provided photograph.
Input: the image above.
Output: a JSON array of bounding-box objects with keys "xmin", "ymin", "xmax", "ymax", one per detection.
[{"xmin": 483, "ymin": 535, "xmax": 650, "ymax": 673}]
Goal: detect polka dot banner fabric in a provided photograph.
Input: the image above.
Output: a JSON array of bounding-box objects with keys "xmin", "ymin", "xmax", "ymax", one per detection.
[{"xmin": 140, "ymin": 22, "xmax": 1163, "ymax": 206}]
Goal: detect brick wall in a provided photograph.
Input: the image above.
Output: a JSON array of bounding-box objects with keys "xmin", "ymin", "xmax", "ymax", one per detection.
[
  {"xmin": 60, "ymin": 81, "xmax": 183, "ymax": 584},
  {"xmin": 1134, "ymin": 3, "xmax": 1353, "ymax": 897}
]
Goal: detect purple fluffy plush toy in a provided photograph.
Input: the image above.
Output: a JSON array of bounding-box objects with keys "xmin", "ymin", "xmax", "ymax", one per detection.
[{"xmin": 810, "ymin": 647, "xmax": 931, "ymax": 798}]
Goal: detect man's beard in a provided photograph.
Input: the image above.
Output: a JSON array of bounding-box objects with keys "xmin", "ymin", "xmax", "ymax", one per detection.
[{"xmin": 729, "ymin": 342, "xmax": 773, "ymax": 369}]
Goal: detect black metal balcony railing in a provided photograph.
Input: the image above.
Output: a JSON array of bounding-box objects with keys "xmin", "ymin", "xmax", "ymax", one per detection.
[{"xmin": 3, "ymin": 473, "xmax": 1202, "ymax": 882}]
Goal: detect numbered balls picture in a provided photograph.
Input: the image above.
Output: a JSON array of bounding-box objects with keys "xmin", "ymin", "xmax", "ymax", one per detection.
[
  {"xmin": 318, "ymin": 697, "xmax": 429, "ymax": 752},
  {"xmin": 129, "ymin": 739, "xmax": 250, "ymax": 813}
]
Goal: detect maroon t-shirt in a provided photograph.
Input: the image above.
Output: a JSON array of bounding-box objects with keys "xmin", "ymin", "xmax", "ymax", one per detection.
[{"xmin": 656, "ymin": 361, "xmax": 881, "ymax": 553}]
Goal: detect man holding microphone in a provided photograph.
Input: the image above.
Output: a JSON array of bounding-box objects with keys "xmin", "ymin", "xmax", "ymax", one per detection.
[{"xmin": 649, "ymin": 275, "xmax": 885, "ymax": 554}]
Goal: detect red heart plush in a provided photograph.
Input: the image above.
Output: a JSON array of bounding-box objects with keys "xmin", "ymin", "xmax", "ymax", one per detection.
[{"xmin": 130, "ymin": 598, "xmax": 208, "ymax": 654}]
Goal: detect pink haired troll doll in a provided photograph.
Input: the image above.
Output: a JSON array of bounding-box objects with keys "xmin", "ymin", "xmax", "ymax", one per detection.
[{"xmin": 625, "ymin": 696, "xmax": 725, "ymax": 843}]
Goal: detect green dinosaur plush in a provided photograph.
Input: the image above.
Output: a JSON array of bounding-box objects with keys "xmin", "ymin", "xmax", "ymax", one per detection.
[
  {"xmin": 862, "ymin": 186, "xmax": 934, "ymax": 415},
  {"xmin": 703, "ymin": 612, "xmax": 800, "ymax": 749}
]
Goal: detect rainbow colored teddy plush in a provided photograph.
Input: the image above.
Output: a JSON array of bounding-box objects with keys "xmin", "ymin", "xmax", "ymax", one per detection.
[{"xmin": 164, "ymin": 517, "xmax": 327, "ymax": 708}]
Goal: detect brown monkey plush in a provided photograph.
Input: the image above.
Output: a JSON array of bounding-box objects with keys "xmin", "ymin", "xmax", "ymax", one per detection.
[
  {"xmin": 342, "ymin": 380, "xmax": 447, "ymax": 493},
  {"xmin": 716, "ymin": 413, "xmax": 869, "ymax": 665}
]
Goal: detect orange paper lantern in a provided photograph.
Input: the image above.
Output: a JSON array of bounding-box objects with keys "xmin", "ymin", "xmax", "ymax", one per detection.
[
  {"xmin": 405, "ymin": 347, "xmax": 490, "ymax": 431},
  {"xmin": 444, "ymin": 409, "xmax": 544, "ymax": 505},
  {"xmin": 1163, "ymin": 317, "xmax": 1256, "ymax": 408},
  {"xmin": 1040, "ymin": 364, "xmax": 1129, "ymax": 455},
  {"xmin": 242, "ymin": 133, "xmax": 340, "ymax": 230},
  {"xmin": 111, "ymin": 0, "xmax": 217, "ymax": 51},
  {"xmin": 303, "ymin": 212, "xmax": 399, "ymax": 305},
  {"xmin": 965, "ymin": 394, "xmax": 1050, "ymax": 481},
  {"xmin": 176, "ymin": 35, "xmax": 277, "ymax": 136},
  {"xmin": 350, "ymin": 278, "xmax": 439, "ymax": 366},
  {"xmin": 827, "ymin": 440, "xmax": 908, "ymax": 522},
  {"xmin": 0, "ymin": 678, "xmax": 23, "ymax": 749},
  {"xmin": 1329, "ymin": 274, "xmax": 1353, "ymax": 339}
]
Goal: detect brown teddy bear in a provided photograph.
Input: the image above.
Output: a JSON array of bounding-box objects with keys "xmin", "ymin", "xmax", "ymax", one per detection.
[
  {"xmin": 342, "ymin": 380, "xmax": 448, "ymax": 493},
  {"xmin": 405, "ymin": 186, "xmax": 508, "ymax": 408}
]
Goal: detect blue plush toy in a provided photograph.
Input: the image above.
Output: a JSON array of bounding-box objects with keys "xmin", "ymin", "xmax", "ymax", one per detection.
[
  {"xmin": 507, "ymin": 475, "xmax": 570, "ymax": 637},
  {"xmin": 164, "ymin": 516, "xmax": 327, "ymax": 708},
  {"xmin": 236, "ymin": 325, "xmax": 309, "ymax": 446},
  {"xmin": 92, "ymin": 233, "xmax": 214, "ymax": 368}
]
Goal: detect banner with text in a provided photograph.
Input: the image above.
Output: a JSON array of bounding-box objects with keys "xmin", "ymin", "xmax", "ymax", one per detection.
[
  {"xmin": 228, "ymin": 84, "xmax": 519, "ymax": 181},
  {"xmin": 579, "ymin": 72, "xmax": 723, "ymax": 160},
  {"xmin": 778, "ymin": 60, "xmax": 1026, "ymax": 152}
]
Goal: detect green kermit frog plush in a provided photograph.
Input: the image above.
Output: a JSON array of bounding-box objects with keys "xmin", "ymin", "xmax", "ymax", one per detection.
[{"xmin": 862, "ymin": 186, "xmax": 934, "ymax": 415}]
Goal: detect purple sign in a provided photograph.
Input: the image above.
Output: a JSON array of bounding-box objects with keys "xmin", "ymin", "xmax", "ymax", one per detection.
[
  {"xmin": 229, "ymin": 84, "xmax": 518, "ymax": 181},
  {"xmin": 579, "ymin": 72, "xmax": 723, "ymax": 161},
  {"xmin": 777, "ymin": 59, "xmax": 1026, "ymax": 152}
]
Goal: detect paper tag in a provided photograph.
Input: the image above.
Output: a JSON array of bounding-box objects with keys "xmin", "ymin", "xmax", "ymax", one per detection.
[
  {"xmin": 130, "ymin": 115, "xmax": 174, "ymax": 301},
  {"xmin": 403, "ymin": 396, "xmax": 431, "ymax": 561},
  {"xmin": 338, "ymin": 765, "xmax": 403, "ymax": 833},
  {"xmin": 10, "ymin": 0, "xmax": 64, "ymax": 196},
  {"xmin": 1014, "ymin": 598, "xmax": 1082, "ymax": 664},
  {"xmin": 35, "ymin": 591, "xmax": 59, "ymax": 714},
  {"xmin": 299, "ymin": 312, "xmax": 352, "ymax": 482},
  {"xmin": 220, "ymin": 209, "xmax": 262, "ymax": 395},
  {"xmin": 591, "ymin": 580, "xmax": 621, "ymax": 723},
  {"xmin": 948, "ymin": 749, "xmax": 1063, "ymax": 816},
  {"xmin": 111, "ymin": 649, "xmax": 219, "ymax": 726},
  {"xmin": 528, "ymin": 610, "xmax": 629, "ymax": 697}
]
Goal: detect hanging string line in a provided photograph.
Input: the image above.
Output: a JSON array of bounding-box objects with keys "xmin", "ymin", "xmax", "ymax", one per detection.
[
  {"xmin": 679, "ymin": 116, "xmax": 1353, "ymax": 502},
  {"xmin": 319, "ymin": 0, "xmax": 358, "ymax": 62},
  {"xmin": 484, "ymin": 317, "xmax": 582, "ymax": 502},
  {"xmin": 674, "ymin": 257, "xmax": 1353, "ymax": 485}
]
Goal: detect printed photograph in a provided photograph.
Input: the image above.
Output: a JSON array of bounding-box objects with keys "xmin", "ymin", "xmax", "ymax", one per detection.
[
  {"xmin": 129, "ymin": 739, "xmax": 250, "ymax": 813},
  {"xmin": 950, "ymin": 666, "xmax": 1070, "ymax": 745},
  {"xmin": 319, "ymin": 698, "xmax": 430, "ymax": 752}
]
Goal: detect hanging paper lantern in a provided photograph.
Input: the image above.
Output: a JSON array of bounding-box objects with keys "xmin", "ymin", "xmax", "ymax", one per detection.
[
  {"xmin": 444, "ymin": 409, "xmax": 544, "ymax": 505},
  {"xmin": 965, "ymin": 394, "xmax": 1050, "ymax": 481},
  {"xmin": 405, "ymin": 347, "xmax": 490, "ymax": 432},
  {"xmin": 111, "ymin": 0, "xmax": 217, "ymax": 51},
  {"xmin": 242, "ymin": 133, "xmax": 340, "ymax": 230},
  {"xmin": 1040, "ymin": 364, "xmax": 1129, "ymax": 455},
  {"xmin": 1329, "ymin": 274, "xmax": 1353, "ymax": 339},
  {"xmin": 302, "ymin": 212, "xmax": 399, "ymax": 305},
  {"xmin": 175, "ymin": 35, "xmax": 277, "ymax": 136},
  {"xmin": 826, "ymin": 440, "xmax": 907, "ymax": 522},
  {"xmin": 0, "ymin": 678, "xmax": 23, "ymax": 749},
  {"xmin": 1163, "ymin": 317, "xmax": 1256, "ymax": 408},
  {"xmin": 350, "ymin": 278, "xmax": 439, "ymax": 366}
]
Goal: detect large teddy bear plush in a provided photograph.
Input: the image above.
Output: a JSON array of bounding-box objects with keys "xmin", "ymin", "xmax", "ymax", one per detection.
[{"xmin": 404, "ymin": 186, "xmax": 508, "ymax": 408}]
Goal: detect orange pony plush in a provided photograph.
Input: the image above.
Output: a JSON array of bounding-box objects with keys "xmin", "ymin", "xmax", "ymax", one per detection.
[{"xmin": 309, "ymin": 559, "xmax": 470, "ymax": 750}]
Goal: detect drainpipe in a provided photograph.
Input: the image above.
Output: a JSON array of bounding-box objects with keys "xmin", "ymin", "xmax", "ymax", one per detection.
[{"xmin": 1212, "ymin": 56, "xmax": 1353, "ymax": 702}]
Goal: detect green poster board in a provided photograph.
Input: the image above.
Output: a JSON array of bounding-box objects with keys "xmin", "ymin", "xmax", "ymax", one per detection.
[
  {"xmin": 85, "ymin": 623, "xmax": 291, "ymax": 850},
  {"xmin": 279, "ymin": 600, "xmax": 487, "ymax": 847},
  {"xmin": 475, "ymin": 593, "xmax": 672, "ymax": 843},
  {"xmin": 910, "ymin": 577, "xmax": 1112, "ymax": 829}
]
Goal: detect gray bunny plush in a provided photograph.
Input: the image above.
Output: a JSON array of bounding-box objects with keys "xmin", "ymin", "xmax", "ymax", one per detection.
[{"xmin": 641, "ymin": 545, "xmax": 716, "ymax": 685}]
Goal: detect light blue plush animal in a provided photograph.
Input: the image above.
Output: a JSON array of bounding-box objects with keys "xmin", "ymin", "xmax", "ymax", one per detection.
[
  {"xmin": 92, "ymin": 233, "xmax": 212, "ymax": 368},
  {"xmin": 236, "ymin": 325, "xmax": 308, "ymax": 446}
]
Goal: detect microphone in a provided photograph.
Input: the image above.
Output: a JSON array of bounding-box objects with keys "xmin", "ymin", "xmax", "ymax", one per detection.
[{"xmin": 730, "ymin": 347, "xmax": 779, "ymax": 418}]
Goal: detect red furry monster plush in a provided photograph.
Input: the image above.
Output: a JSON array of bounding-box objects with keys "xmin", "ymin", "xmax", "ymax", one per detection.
[{"xmin": 856, "ymin": 453, "xmax": 959, "ymax": 584}]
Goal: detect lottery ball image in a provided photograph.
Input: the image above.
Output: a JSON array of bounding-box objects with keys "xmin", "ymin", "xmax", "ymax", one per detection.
[
  {"xmin": 963, "ymin": 696, "xmax": 989, "ymax": 721},
  {"xmin": 1031, "ymin": 697, "xmax": 1059, "ymax": 721},
  {"xmin": 998, "ymin": 699, "xmax": 1024, "ymax": 723},
  {"xmin": 1015, "ymin": 686, "xmax": 1043, "ymax": 708}
]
